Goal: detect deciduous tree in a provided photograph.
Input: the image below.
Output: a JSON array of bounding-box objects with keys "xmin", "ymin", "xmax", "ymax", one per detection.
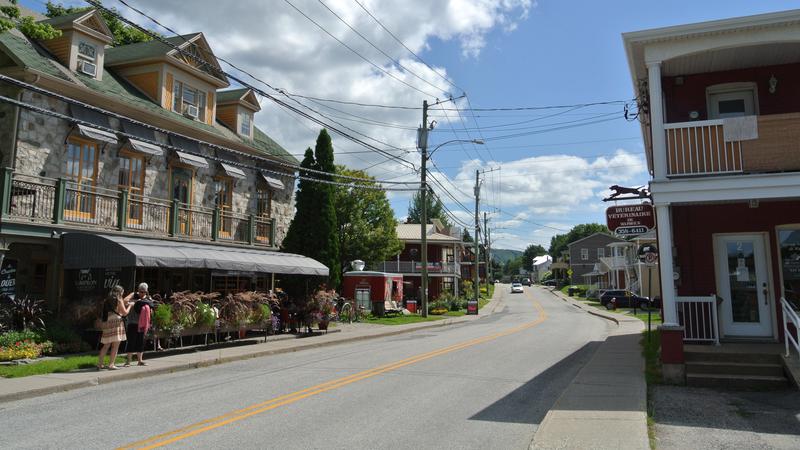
[
  {"xmin": 333, "ymin": 166, "xmax": 402, "ymax": 283},
  {"xmin": 548, "ymin": 223, "xmax": 610, "ymax": 257}
]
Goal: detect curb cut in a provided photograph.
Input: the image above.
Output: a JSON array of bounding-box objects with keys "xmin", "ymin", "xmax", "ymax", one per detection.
[{"xmin": 0, "ymin": 298, "xmax": 501, "ymax": 404}]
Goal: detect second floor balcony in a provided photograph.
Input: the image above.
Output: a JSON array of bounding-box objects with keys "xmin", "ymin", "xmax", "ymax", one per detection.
[
  {"xmin": 2, "ymin": 171, "xmax": 275, "ymax": 248},
  {"xmin": 663, "ymin": 112, "xmax": 800, "ymax": 178},
  {"xmin": 372, "ymin": 260, "xmax": 461, "ymax": 276}
]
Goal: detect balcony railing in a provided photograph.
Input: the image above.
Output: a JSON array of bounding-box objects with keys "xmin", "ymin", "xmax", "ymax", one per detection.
[
  {"xmin": 1, "ymin": 170, "xmax": 276, "ymax": 248},
  {"xmin": 372, "ymin": 260, "xmax": 461, "ymax": 275},
  {"xmin": 663, "ymin": 113, "xmax": 800, "ymax": 178},
  {"xmin": 664, "ymin": 120, "xmax": 743, "ymax": 177}
]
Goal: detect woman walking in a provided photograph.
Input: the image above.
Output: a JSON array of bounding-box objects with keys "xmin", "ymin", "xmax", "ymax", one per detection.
[{"xmin": 98, "ymin": 285, "xmax": 134, "ymax": 370}]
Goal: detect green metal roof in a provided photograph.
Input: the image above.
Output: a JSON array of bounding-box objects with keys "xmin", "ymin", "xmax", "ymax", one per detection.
[
  {"xmin": 105, "ymin": 34, "xmax": 196, "ymax": 65},
  {"xmin": 216, "ymin": 88, "xmax": 249, "ymax": 104},
  {"xmin": 0, "ymin": 30, "xmax": 297, "ymax": 165},
  {"xmin": 38, "ymin": 10, "xmax": 93, "ymax": 28}
]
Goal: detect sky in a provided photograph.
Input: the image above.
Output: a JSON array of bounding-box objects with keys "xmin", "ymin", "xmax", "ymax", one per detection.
[{"xmin": 21, "ymin": 0, "xmax": 800, "ymax": 251}]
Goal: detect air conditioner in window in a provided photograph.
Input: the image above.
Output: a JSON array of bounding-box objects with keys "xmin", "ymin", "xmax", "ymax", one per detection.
[
  {"xmin": 78, "ymin": 60, "xmax": 97, "ymax": 77},
  {"xmin": 184, "ymin": 104, "xmax": 199, "ymax": 119}
]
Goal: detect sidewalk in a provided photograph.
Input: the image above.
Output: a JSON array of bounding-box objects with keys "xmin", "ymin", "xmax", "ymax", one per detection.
[
  {"xmin": 531, "ymin": 287, "xmax": 649, "ymax": 450},
  {"xmin": 0, "ymin": 297, "xmax": 503, "ymax": 404}
]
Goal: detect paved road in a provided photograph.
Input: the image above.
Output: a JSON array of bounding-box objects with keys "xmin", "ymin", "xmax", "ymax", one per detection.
[{"xmin": 1, "ymin": 286, "xmax": 612, "ymax": 449}]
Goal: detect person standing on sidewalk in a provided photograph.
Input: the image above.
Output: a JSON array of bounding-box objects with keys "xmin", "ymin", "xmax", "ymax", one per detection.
[
  {"xmin": 126, "ymin": 283, "xmax": 153, "ymax": 367},
  {"xmin": 98, "ymin": 286, "xmax": 134, "ymax": 370}
]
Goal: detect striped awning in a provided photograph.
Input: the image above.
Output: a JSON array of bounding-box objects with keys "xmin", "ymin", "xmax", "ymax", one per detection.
[
  {"xmin": 75, "ymin": 123, "xmax": 118, "ymax": 145},
  {"xmin": 220, "ymin": 162, "xmax": 246, "ymax": 179},
  {"xmin": 127, "ymin": 138, "xmax": 163, "ymax": 156},
  {"xmin": 175, "ymin": 151, "xmax": 208, "ymax": 168}
]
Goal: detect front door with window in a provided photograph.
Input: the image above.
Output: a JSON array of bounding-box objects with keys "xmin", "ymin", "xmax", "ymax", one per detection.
[
  {"xmin": 171, "ymin": 167, "xmax": 192, "ymax": 235},
  {"xmin": 715, "ymin": 234, "xmax": 772, "ymax": 337},
  {"xmin": 708, "ymin": 88, "xmax": 755, "ymax": 119}
]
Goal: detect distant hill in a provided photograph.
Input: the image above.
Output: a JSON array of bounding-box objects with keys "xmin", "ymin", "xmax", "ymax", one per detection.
[{"xmin": 491, "ymin": 248, "xmax": 523, "ymax": 264}]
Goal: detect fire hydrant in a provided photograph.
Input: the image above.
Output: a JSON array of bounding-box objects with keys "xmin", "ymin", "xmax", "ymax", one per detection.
[{"xmin": 610, "ymin": 298, "xmax": 617, "ymax": 310}]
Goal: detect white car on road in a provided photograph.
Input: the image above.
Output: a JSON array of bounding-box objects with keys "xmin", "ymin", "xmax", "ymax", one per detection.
[{"xmin": 511, "ymin": 282, "xmax": 523, "ymax": 293}]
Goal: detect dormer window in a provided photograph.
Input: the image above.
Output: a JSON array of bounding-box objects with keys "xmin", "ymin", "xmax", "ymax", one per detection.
[
  {"xmin": 173, "ymin": 81, "xmax": 207, "ymax": 122},
  {"xmin": 240, "ymin": 111, "xmax": 252, "ymax": 136},
  {"xmin": 78, "ymin": 41, "xmax": 96, "ymax": 60}
]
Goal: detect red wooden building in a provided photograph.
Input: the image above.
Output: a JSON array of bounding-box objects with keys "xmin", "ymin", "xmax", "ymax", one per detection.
[{"xmin": 341, "ymin": 271, "xmax": 403, "ymax": 312}]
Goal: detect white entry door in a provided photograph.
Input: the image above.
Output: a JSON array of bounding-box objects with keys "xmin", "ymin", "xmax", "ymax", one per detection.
[{"xmin": 715, "ymin": 234, "xmax": 772, "ymax": 337}]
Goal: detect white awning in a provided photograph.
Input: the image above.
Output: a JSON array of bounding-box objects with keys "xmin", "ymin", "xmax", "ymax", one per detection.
[
  {"xmin": 127, "ymin": 138, "xmax": 163, "ymax": 156},
  {"xmin": 259, "ymin": 172, "xmax": 284, "ymax": 190},
  {"xmin": 175, "ymin": 151, "xmax": 208, "ymax": 168},
  {"xmin": 75, "ymin": 124, "xmax": 118, "ymax": 145},
  {"xmin": 220, "ymin": 162, "xmax": 246, "ymax": 179},
  {"xmin": 62, "ymin": 233, "xmax": 329, "ymax": 276}
]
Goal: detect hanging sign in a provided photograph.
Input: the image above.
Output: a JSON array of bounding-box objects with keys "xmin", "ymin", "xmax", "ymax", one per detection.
[{"xmin": 607, "ymin": 204, "xmax": 655, "ymax": 236}]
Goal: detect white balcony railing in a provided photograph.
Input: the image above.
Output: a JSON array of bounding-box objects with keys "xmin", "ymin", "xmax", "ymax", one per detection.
[
  {"xmin": 676, "ymin": 296, "xmax": 719, "ymax": 345},
  {"xmin": 373, "ymin": 261, "xmax": 460, "ymax": 275},
  {"xmin": 664, "ymin": 120, "xmax": 743, "ymax": 177}
]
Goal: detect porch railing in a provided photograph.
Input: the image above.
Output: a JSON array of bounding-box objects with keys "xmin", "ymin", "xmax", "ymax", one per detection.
[
  {"xmin": 675, "ymin": 296, "xmax": 719, "ymax": 345},
  {"xmin": 1, "ymin": 171, "xmax": 276, "ymax": 248},
  {"xmin": 664, "ymin": 120, "xmax": 743, "ymax": 177},
  {"xmin": 781, "ymin": 297, "xmax": 800, "ymax": 358},
  {"xmin": 373, "ymin": 260, "xmax": 461, "ymax": 275}
]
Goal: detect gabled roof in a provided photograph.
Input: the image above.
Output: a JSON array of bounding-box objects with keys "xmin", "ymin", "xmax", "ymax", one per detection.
[
  {"xmin": 567, "ymin": 232, "xmax": 624, "ymax": 248},
  {"xmin": 39, "ymin": 9, "xmax": 113, "ymax": 44},
  {"xmin": 217, "ymin": 87, "xmax": 261, "ymax": 112},
  {"xmin": 0, "ymin": 30, "xmax": 297, "ymax": 165},
  {"xmin": 106, "ymin": 32, "xmax": 228, "ymax": 86},
  {"xmin": 396, "ymin": 223, "xmax": 461, "ymax": 243}
]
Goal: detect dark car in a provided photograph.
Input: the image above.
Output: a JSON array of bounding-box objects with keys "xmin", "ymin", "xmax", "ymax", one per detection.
[
  {"xmin": 599, "ymin": 290, "xmax": 660, "ymax": 310},
  {"xmin": 543, "ymin": 280, "xmax": 557, "ymax": 287},
  {"xmin": 521, "ymin": 278, "xmax": 532, "ymax": 286}
]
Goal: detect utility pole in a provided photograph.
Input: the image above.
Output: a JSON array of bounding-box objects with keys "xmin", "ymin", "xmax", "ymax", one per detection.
[
  {"xmin": 474, "ymin": 169, "xmax": 481, "ymax": 302},
  {"xmin": 484, "ymin": 212, "xmax": 491, "ymax": 282},
  {"xmin": 419, "ymin": 100, "xmax": 429, "ymax": 317}
]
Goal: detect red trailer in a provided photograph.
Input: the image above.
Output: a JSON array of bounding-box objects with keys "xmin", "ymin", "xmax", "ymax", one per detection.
[{"xmin": 341, "ymin": 271, "xmax": 403, "ymax": 312}]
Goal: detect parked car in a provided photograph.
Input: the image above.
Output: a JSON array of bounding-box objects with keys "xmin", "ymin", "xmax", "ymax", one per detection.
[
  {"xmin": 599, "ymin": 290, "xmax": 660, "ymax": 310},
  {"xmin": 511, "ymin": 283, "xmax": 524, "ymax": 293},
  {"xmin": 543, "ymin": 280, "xmax": 557, "ymax": 287},
  {"xmin": 521, "ymin": 278, "xmax": 531, "ymax": 286}
]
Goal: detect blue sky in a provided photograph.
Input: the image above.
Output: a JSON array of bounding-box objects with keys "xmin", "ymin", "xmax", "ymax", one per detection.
[{"xmin": 20, "ymin": 0, "xmax": 800, "ymax": 251}]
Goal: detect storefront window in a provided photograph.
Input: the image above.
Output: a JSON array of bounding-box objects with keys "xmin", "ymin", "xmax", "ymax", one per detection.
[
  {"xmin": 119, "ymin": 152, "xmax": 146, "ymax": 222},
  {"xmin": 215, "ymin": 178, "xmax": 233, "ymax": 236},
  {"xmin": 779, "ymin": 228, "xmax": 800, "ymax": 309},
  {"xmin": 65, "ymin": 138, "xmax": 98, "ymax": 217}
]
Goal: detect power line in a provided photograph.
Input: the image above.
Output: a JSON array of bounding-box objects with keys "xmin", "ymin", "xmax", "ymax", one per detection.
[
  {"xmin": 0, "ymin": 93, "xmax": 417, "ymax": 192},
  {"xmin": 438, "ymin": 99, "xmax": 633, "ymax": 112},
  {"xmin": 315, "ymin": 0, "xmax": 450, "ymax": 95},
  {"xmin": 352, "ymin": 0, "xmax": 461, "ymax": 93},
  {"xmin": 89, "ymin": 0, "xmax": 419, "ymax": 172},
  {"xmin": 281, "ymin": 0, "xmax": 441, "ymax": 99}
]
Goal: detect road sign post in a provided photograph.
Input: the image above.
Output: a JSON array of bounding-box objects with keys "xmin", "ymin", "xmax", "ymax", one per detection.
[{"xmin": 638, "ymin": 243, "xmax": 659, "ymax": 341}]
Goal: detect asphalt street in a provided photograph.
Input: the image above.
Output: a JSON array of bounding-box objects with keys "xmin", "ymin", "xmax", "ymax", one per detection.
[{"xmin": 0, "ymin": 285, "xmax": 613, "ymax": 450}]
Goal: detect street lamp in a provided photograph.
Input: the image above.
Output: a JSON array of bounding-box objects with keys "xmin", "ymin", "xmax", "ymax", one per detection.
[{"xmin": 419, "ymin": 134, "xmax": 484, "ymax": 317}]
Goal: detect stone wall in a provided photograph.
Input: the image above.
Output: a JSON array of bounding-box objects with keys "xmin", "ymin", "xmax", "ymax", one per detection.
[
  {"xmin": 12, "ymin": 92, "xmax": 294, "ymax": 247},
  {"xmin": 0, "ymin": 85, "xmax": 21, "ymax": 169}
]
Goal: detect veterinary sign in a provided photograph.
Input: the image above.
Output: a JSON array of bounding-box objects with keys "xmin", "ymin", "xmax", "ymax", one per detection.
[{"xmin": 606, "ymin": 204, "xmax": 655, "ymax": 236}]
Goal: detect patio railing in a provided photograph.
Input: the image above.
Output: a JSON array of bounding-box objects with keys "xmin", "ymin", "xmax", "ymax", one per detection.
[
  {"xmin": 1, "ymin": 170, "xmax": 276, "ymax": 248},
  {"xmin": 676, "ymin": 296, "xmax": 719, "ymax": 345},
  {"xmin": 781, "ymin": 297, "xmax": 800, "ymax": 358},
  {"xmin": 664, "ymin": 120, "xmax": 744, "ymax": 177}
]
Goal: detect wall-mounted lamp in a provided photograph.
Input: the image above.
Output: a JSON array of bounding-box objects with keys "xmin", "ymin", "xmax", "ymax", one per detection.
[
  {"xmin": 689, "ymin": 111, "xmax": 699, "ymax": 120},
  {"xmin": 769, "ymin": 74, "xmax": 778, "ymax": 94}
]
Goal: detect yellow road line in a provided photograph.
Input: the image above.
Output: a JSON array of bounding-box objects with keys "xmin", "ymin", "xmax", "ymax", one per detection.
[{"xmin": 121, "ymin": 301, "xmax": 547, "ymax": 450}]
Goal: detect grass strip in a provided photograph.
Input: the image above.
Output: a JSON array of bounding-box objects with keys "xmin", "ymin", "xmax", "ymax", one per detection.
[
  {"xmin": 363, "ymin": 315, "xmax": 445, "ymax": 326},
  {"xmin": 0, "ymin": 355, "xmax": 126, "ymax": 378}
]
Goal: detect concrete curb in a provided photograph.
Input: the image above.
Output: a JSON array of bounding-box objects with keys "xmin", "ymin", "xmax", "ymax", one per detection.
[
  {"xmin": 541, "ymin": 287, "xmax": 622, "ymax": 325},
  {"xmin": 0, "ymin": 297, "xmax": 502, "ymax": 404}
]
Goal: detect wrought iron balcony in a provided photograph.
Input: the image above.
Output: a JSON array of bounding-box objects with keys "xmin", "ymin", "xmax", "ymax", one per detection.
[{"xmin": 1, "ymin": 170, "xmax": 275, "ymax": 248}]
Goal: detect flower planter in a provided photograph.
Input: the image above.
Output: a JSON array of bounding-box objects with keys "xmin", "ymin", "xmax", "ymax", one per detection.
[{"xmin": 318, "ymin": 320, "xmax": 329, "ymax": 331}]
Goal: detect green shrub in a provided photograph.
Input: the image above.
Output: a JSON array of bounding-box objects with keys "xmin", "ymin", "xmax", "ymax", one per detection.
[
  {"xmin": 428, "ymin": 300, "xmax": 449, "ymax": 315},
  {"xmin": 152, "ymin": 304, "xmax": 173, "ymax": 331},
  {"xmin": 0, "ymin": 330, "xmax": 44, "ymax": 347},
  {"xmin": 43, "ymin": 321, "xmax": 88, "ymax": 354},
  {"xmin": 195, "ymin": 303, "xmax": 216, "ymax": 328}
]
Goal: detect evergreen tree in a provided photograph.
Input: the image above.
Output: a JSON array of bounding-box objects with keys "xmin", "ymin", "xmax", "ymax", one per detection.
[
  {"xmin": 311, "ymin": 129, "xmax": 340, "ymax": 288},
  {"xmin": 522, "ymin": 244, "xmax": 547, "ymax": 272},
  {"xmin": 282, "ymin": 148, "xmax": 316, "ymax": 257},
  {"xmin": 406, "ymin": 190, "xmax": 451, "ymax": 227}
]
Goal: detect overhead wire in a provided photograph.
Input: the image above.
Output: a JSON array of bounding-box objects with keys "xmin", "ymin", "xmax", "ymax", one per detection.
[
  {"xmin": 91, "ymin": 0, "xmax": 419, "ymax": 172},
  {"xmin": 0, "ymin": 93, "xmax": 418, "ymax": 191}
]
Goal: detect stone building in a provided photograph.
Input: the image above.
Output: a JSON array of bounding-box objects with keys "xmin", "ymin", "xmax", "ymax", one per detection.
[{"xmin": 0, "ymin": 9, "xmax": 327, "ymax": 314}]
